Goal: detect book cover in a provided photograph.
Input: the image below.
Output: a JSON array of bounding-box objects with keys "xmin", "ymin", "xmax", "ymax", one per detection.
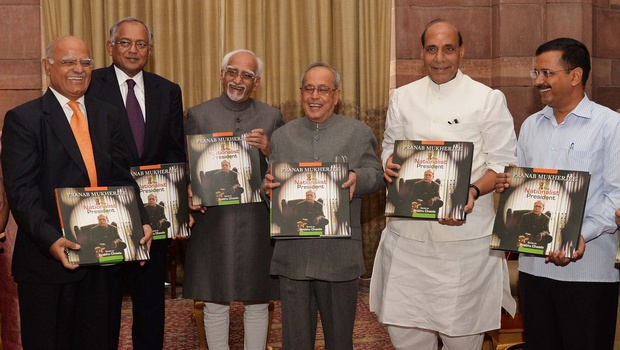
[
  {"xmin": 490, "ymin": 166, "xmax": 590, "ymax": 258},
  {"xmin": 270, "ymin": 162, "xmax": 350, "ymax": 238},
  {"xmin": 131, "ymin": 163, "xmax": 189, "ymax": 240},
  {"xmin": 187, "ymin": 132, "xmax": 262, "ymax": 207},
  {"xmin": 55, "ymin": 186, "xmax": 150, "ymax": 265},
  {"xmin": 385, "ymin": 140, "xmax": 474, "ymax": 220}
]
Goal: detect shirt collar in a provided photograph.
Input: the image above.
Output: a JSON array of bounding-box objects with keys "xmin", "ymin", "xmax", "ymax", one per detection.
[
  {"xmin": 113, "ymin": 65, "xmax": 144, "ymax": 89},
  {"xmin": 301, "ymin": 113, "xmax": 339, "ymax": 131},
  {"xmin": 49, "ymin": 87, "xmax": 85, "ymax": 108},
  {"xmin": 218, "ymin": 93, "xmax": 253, "ymax": 112},
  {"xmin": 427, "ymin": 69, "xmax": 464, "ymax": 94},
  {"xmin": 536, "ymin": 93, "xmax": 592, "ymax": 124}
]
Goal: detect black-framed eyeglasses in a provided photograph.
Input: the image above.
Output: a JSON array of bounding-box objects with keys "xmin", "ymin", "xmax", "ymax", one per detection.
[
  {"xmin": 529, "ymin": 69, "xmax": 570, "ymax": 79},
  {"xmin": 301, "ymin": 84, "xmax": 337, "ymax": 97},
  {"xmin": 224, "ymin": 66, "xmax": 257, "ymax": 81},
  {"xmin": 52, "ymin": 57, "xmax": 94, "ymax": 68},
  {"xmin": 113, "ymin": 40, "xmax": 151, "ymax": 51}
]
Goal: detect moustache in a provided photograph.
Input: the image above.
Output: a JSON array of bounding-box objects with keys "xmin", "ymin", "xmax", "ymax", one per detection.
[{"xmin": 227, "ymin": 82, "xmax": 246, "ymax": 91}]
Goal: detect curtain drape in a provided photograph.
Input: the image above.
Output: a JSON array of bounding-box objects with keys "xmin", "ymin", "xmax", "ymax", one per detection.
[{"xmin": 43, "ymin": 0, "xmax": 390, "ymax": 277}]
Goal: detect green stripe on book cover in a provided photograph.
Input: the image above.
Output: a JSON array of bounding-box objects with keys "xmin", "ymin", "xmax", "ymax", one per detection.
[
  {"xmin": 218, "ymin": 199, "xmax": 240, "ymax": 205},
  {"xmin": 153, "ymin": 232, "xmax": 167, "ymax": 240},
  {"xmin": 518, "ymin": 247, "xmax": 544, "ymax": 255},
  {"xmin": 99, "ymin": 255, "xmax": 125, "ymax": 263},
  {"xmin": 412, "ymin": 212, "xmax": 436, "ymax": 219},
  {"xmin": 299, "ymin": 230, "xmax": 323, "ymax": 236}
]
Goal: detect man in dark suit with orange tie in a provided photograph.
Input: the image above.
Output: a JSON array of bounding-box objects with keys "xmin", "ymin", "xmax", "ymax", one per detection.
[
  {"xmin": 86, "ymin": 17, "xmax": 185, "ymax": 350},
  {"xmin": 1, "ymin": 35, "xmax": 152, "ymax": 350}
]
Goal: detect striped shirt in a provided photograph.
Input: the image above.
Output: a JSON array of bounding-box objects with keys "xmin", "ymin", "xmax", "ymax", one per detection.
[{"xmin": 517, "ymin": 94, "xmax": 620, "ymax": 282}]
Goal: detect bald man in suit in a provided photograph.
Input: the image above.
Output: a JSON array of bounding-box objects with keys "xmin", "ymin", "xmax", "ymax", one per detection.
[{"xmin": 2, "ymin": 35, "xmax": 151, "ymax": 350}]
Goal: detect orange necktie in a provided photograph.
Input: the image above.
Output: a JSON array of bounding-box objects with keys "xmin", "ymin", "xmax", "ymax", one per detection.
[{"xmin": 68, "ymin": 101, "xmax": 98, "ymax": 186}]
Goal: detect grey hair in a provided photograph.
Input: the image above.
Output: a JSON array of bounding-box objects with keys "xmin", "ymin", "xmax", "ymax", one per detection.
[
  {"xmin": 300, "ymin": 62, "xmax": 341, "ymax": 89},
  {"xmin": 220, "ymin": 49, "xmax": 263, "ymax": 77},
  {"xmin": 109, "ymin": 17, "xmax": 153, "ymax": 45}
]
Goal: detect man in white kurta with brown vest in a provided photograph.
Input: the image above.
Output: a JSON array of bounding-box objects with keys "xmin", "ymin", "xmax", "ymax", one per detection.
[{"xmin": 370, "ymin": 19, "xmax": 518, "ymax": 349}]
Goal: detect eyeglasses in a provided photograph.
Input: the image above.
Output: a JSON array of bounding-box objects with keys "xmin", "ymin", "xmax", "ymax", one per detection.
[
  {"xmin": 301, "ymin": 85, "xmax": 337, "ymax": 97},
  {"xmin": 113, "ymin": 40, "xmax": 151, "ymax": 51},
  {"xmin": 52, "ymin": 57, "xmax": 94, "ymax": 68},
  {"xmin": 223, "ymin": 67, "xmax": 257, "ymax": 81},
  {"xmin": 529, "ymin": 69, "xmax": 569, "ymax": 79}
]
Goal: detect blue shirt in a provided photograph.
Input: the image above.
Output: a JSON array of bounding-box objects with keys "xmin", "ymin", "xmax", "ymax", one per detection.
[{"xmin": 517, "ymin": 94, "xmax": 620, "ymax": 282}]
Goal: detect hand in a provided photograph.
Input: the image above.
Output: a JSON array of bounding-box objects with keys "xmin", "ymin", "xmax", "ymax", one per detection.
[
  {"xmin": 545, "ymin": 235, "xmax": 585, "ymax": 266},
  {"xmin": 495, "ymin": 172, "xmax": 511, "ymax": 193},
  {"xmin": 263, "ymin": 173, "xmax": 280, "ymax": 198},
  {"xmin": 247, "ymin": 128, "xmax": 271, "ymax": 158},
  {"xmin": 49, "ymin": 237, "xmax": 80, "ymax": 270},
  {"xmin": 438, "ymin": 216, "xmax": 465, "ymax": 226},
  {"xmin": 437, "ymin": 186, "xmax": 475, "ymax": 226},
  {"xmin": 615, "ymin": 208, "xmax": 620, "ymax": 226},
  {"xmin": 342, "ymin": 171, "xmax": 357, "ymax": 201},
  {"xmin": 139, "ymin": 224, "xmax": 153, "ymax": 266},
  {"xmin": 383, "ymin": 155, "xmax": 399, "ymax": 184},
  {"xmin": 188, "ymin": 185, "xmax": 207, "ymax": 214}
]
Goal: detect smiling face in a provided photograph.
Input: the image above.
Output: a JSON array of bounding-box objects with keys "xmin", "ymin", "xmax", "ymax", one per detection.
[
  {"xmin": 421, "ymin": 22, "xmax": 464, "ymax": 85},
  {"xmin": 301, "ymin": 66, "xmax": 340, "ymax": 124},
  {"xmin": 107, "ymin": 21, "xmax": 151, "ymax": 77},
  {"xmin": 43, "ymin": 36, "xmax": 92, "ymax": 100},
  {"xmin": 532, "ymin": 50, "xmax": 579, "ymax": 113},
  {"xmin": 220, "ymin": 51, "xmax": 260, "ymax": 103}
]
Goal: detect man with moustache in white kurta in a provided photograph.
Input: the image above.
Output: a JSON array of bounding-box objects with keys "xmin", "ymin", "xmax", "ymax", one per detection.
[{"xmin": 370, "ymin": 19, "xmax": 518, "ymax": 350}]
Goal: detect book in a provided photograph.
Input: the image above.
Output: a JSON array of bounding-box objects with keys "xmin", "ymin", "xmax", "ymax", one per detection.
[
  {"xmin": 131, "ymin": 162, "xmax": 190, "ymax": 240},
  {"xmin": 490, "ymin": 166, "xmax": 590, "ymax": 258},
  {"xmin": 187, "ymin": 132, "xmax": 262, "ymax": 207},
  {"xmin": 55, "ymin": 186, "xmax": 150, "ymax": 265},
  {"xmin": 270, "ymin": 162, "xmax": 350, "ymax": 238},
  {"xmin": 385, "ymin": 140, "xmax": 474, "ymax": 220}
]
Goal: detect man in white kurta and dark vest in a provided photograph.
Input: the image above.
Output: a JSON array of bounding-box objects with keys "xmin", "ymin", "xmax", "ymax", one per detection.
[
  {"xmin": 183, "ymin": 49, "xmax": 284, "ymax": 350},
  {"xmin": 369, "ymin": 19, "xmax": 518, "ymax": 349}
]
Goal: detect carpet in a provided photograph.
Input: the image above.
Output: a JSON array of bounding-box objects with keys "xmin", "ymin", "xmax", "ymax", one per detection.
[{"xmin": 119, "ymin": 286, "xmax": 395, "ymax": 349}]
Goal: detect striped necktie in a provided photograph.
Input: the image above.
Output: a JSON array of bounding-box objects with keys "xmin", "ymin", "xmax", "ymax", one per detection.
[{"xmin": 126, "ymin": 79, "xmax": 145, "ymax": 157}]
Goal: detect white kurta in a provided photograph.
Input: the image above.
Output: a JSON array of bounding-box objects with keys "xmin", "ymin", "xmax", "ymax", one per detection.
[{"xmin": 370, "ymin": 71, "xmax": 517, "ymax": 336}]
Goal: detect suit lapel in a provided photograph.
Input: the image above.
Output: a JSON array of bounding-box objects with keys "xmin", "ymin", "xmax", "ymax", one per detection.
[
  {"xmin": 85, "ymin": 96, "xmax": 107, "ymax": 179},
  {"xmin": 103, "ymin": 65, "xmax": 140, "ymax": 162},
  {"xmin": 42, "ymin": 89, "xmax": 89, "ymax": 179},
  {"xmin": 143, "ymin": 72, "xmax": 161, "ymax": 155}
]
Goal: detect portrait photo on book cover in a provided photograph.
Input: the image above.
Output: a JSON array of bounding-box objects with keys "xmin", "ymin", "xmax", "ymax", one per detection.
[
  {"xmin": 133, "ymin": 163, "xmax": 190, "ymax": 239},
  {"xmin": 56, "ymin": 187, "xmax": 149, "ymax": 265},
  {"xmin": 270, "ymin": 162, "xmax": 350, "ymax": 237},
  {"xmin": 490, "ymin": 167, "xmax": 590, "ymax": 257},
  {"xmin": 385, "ymin": 140, "xmax": 472, "ymax": 220},
  {"xmin": 187, "ymin": 134, "xmax": 262, "ymax": 206}
]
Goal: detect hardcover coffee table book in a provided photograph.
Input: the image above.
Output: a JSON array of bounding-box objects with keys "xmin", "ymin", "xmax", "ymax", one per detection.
[
  {"xmin": 270, "ymin": 162, "xmax": 350, "ymax": 238},
  {"xmin": 385, "ymin": 140, "xmax": 473, "ymax": 220},
  {"xmin": 490, "ymin": 166, "xmax": 590, "ymax": 258},
  {"xmin": 187, "ymin": 132, "xmax": 262, "ymax": 207},
  {"xmin": 131, "ymin": 163, "xmax": 189, "ymax": 240},
  {"xmin": 55, "ymin": 186, "xmax": 150, "ymax": 265}
]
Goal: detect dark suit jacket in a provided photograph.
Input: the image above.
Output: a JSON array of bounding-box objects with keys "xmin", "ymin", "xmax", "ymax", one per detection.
[
  {"xmin": 1, "ymin": 89, "xmax": 148, "ymax": 284},
  {"xmin": 86, "ymin": 65, "xmax": 186, "ymax": 166}
]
